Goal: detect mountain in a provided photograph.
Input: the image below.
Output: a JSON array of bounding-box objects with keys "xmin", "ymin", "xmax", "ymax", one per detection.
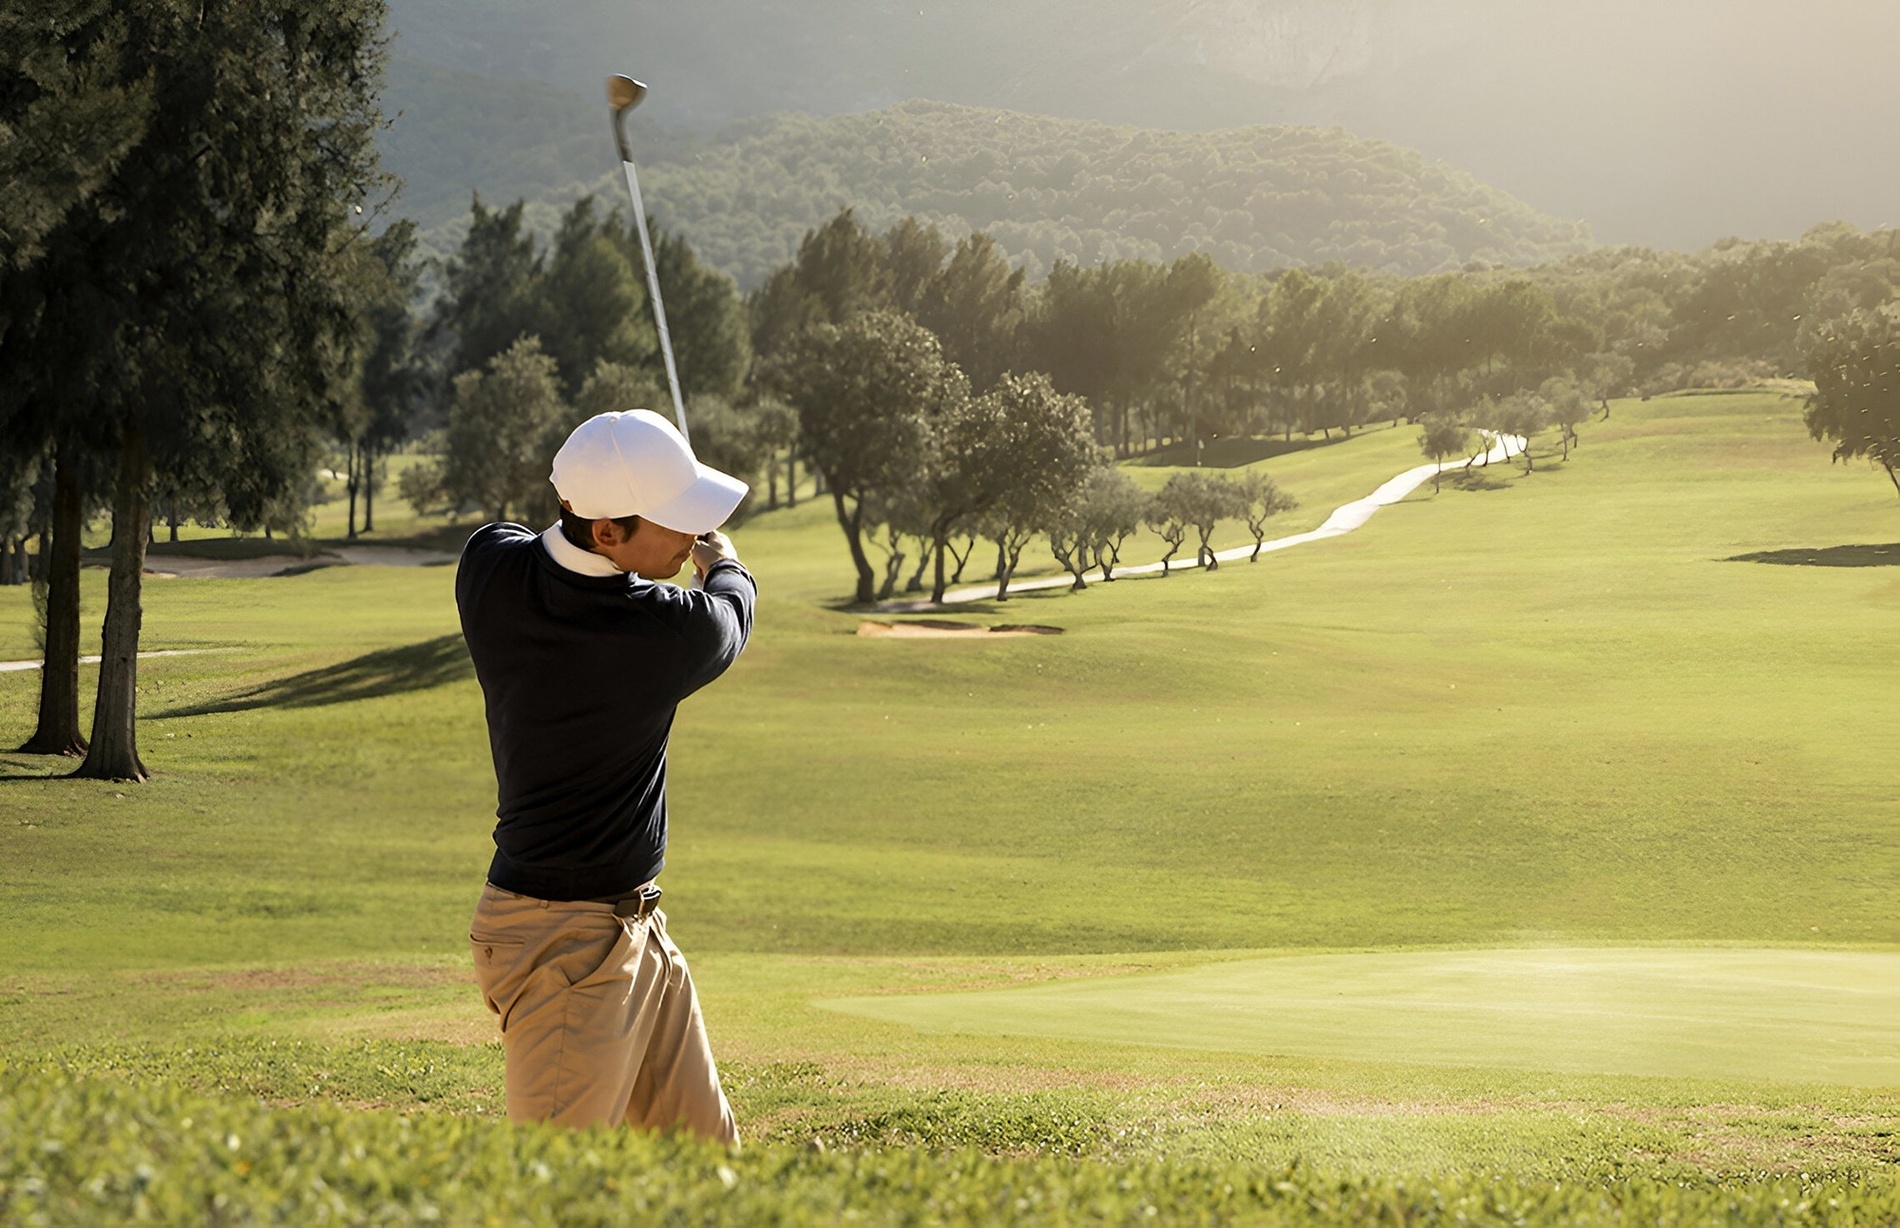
[
  {"xmin": 382, "ymin": 67, "xmax": 1591, "ymax": 291},
  {"xmin": 382, "ymin": 0, "xmax": 1900, "ymax": 252}
]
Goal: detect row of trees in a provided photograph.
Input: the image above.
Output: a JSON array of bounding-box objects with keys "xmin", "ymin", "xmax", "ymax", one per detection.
[
  {"xmin": 1, "ymin": 0, "xmax": 387, "ymax": 779},
  {"xmin": 397, "ymin": 201, "xmax": 1897, "ymax": 607}
]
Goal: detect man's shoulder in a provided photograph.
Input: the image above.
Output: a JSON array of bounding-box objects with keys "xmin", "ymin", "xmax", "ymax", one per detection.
[
  {"xmin": 455, "ymin": 522, "xmax": 543, "ymax": 594},
  {"xmin": 460, "ymin": 522, "xmax": 539, "ymax": 566}
]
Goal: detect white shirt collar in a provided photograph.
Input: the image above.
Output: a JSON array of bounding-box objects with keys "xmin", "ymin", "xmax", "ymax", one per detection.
[{"xmin": 539, "ymin": 524, "xmax": 624, "ymax": 577}]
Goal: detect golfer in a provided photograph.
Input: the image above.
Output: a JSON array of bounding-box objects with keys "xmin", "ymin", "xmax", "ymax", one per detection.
[{"xmin": 455, "ymin": 409, "xmax": 754, "ymax": 1146}]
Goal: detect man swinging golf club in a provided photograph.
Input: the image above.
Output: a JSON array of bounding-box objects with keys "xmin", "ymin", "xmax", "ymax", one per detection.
[{"xmin": 456, "ymin": 408, "xmax": 754, "ymax": 1145}]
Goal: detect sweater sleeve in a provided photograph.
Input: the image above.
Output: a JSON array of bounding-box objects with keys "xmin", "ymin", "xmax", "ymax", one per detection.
[{"xmin": 666, "ymin": 559, "xmax": 757, "ymax": 700}]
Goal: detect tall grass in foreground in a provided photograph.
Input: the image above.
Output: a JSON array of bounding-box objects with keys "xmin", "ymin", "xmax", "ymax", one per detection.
[{"xmin": 3, "ymin": 1064, "xmax": 1894, "ymax": 1226}]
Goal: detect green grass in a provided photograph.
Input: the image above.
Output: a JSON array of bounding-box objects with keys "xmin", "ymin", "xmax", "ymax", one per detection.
[
  {"xmin": 2, "ymin": 390, "xmax": 1897, "ymax": 1219},
  {"xmin": 827, "ymin": 947, "xmax": 1900, "ymax": 1086}
]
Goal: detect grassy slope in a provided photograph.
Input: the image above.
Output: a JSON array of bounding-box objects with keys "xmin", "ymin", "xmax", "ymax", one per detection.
[{"xmin": 2, "ymin": 391, "xmax": 1897, "ymax": 1201}]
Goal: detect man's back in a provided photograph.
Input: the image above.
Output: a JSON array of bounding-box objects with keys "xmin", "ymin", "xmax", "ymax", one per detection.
[{"xmin": 456, "ymin": 521, "xmax": 756, "ymax": 901}]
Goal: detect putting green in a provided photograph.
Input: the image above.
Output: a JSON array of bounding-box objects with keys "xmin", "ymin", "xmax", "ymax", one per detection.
[{"xmin": 824, "ymin": 947, "xmax": 1900, "ymax": 1087}]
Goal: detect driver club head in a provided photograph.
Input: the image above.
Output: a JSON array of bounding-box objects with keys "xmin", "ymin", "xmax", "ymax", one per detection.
[{"xmin": 606, "ymin": 75, "xmax": 647, "ymax": 114}]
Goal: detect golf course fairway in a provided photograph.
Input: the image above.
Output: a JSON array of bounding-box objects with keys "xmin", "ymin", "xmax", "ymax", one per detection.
[{"xmin": 825, "ymin": 947, "xmax": 1900, "ymax": 1086}]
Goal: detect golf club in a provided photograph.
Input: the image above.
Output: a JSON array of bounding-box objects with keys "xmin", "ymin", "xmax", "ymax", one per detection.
[{"xmin": 606, "ymin": 74, "xmax": 689, "ymax": 443}]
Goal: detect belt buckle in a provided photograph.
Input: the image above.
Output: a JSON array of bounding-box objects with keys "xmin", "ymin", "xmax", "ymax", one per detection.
[{"xmin": 614, "ymin": 885, "xmax": 661, "ymax": 920}]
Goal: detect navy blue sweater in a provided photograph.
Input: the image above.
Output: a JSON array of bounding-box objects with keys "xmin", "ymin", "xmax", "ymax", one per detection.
[{"xmin": 455, "ymin": 523, "xmax": 756, "ymax": 900}]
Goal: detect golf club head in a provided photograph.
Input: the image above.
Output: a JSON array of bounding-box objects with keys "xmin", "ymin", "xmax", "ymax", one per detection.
[
  {"xmin": 606, "ymin": 75, "xmax": 647, "ymax": 114},
  {"xmin": 606, "ymin": 76, "xmax": 647, "ymax": 163}
]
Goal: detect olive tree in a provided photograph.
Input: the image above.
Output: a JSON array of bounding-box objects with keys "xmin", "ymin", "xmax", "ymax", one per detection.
[
  {"xmin": 1235, "ymin": 470, "xmax": 1298, "ymax": 560},
  {"xmin": 1418, "ymin": 413, "xmax": 1472, "ymax": 492},
  {"xmin": 767, "ymin": 311, "xmax": 960, "ymax": 603},
  {"xmin": 1804, "ymin": 306, "xmax": 1900, "ymax": 497}
]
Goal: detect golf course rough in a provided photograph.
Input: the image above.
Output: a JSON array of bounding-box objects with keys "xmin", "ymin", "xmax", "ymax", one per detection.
[
  {"xmin": 5, "ymin": 1061, "xmax": 1897, "ymax": 1226},
  {"xmin": 2, "ymin": 391, "xmax": 1898, "ymax": 1219}
]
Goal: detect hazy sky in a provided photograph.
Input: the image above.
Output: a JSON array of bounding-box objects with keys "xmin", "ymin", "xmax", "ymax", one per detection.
[
  {"xmin": 391, "ymin": 0, "xmax": 1900, "ymax": 251},
  {"xmin": 1261, "ymin": 0, "xmax": 1900, "ymax": 248}
]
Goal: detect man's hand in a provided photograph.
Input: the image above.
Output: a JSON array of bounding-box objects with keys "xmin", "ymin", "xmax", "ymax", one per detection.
[{"xmin": 691, "ymin": 530, "xmax": 738, "ymax": 578}]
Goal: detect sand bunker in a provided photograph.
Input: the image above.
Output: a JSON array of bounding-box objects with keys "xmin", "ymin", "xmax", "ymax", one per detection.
[{"xmin": 857, "ymin": 620, "xmax": 1062, "ymax": 639}]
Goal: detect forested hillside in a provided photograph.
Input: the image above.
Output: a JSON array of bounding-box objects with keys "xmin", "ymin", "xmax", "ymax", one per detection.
[
  {"xmin": 383, "ymin": 0, "xmax": 1900, "ymax": 251},
  {"xmin": 389, "ymin": 81, "xmax": 1592, "ymax": 291}
]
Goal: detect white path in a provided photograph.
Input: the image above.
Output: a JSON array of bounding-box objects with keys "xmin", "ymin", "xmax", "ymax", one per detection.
[
  {"xmin": 937, "ymin": 432, "xmax": 1525, "ymax": 605},
  {"xmin": 0, "ymin": 648, "xmax": 234, "ymax": 674}
]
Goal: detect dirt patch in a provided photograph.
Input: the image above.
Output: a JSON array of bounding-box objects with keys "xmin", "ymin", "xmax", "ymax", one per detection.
[{"xmin": 857, "ymin": 620, "xmax": 1062, "ymax": 638}]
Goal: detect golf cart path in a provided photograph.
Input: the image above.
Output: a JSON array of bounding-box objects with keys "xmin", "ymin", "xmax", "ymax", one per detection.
[
  {"xmin": 935, "ymin": 432, "xmax": 1525, "ymax": 605},
  {"xmin": 140, "ymin": 544, "xmax": 457, "ymax": 580},
  {"xmin": 0, "ymin": 648, "xmax": 235, "ymax": 673}
]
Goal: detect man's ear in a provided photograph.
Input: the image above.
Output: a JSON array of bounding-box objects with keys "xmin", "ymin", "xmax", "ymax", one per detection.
[{"xmin": 591, "ymin": 517, "xmax": 628, "ymax": 547}]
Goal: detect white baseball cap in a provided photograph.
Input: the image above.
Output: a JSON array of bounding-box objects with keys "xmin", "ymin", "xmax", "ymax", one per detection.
[{"xmin": 549, "ymin": 410, "xmax": 748, "ymax": 533}]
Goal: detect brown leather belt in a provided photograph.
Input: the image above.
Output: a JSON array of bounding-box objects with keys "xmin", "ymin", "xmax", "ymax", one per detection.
[{"xmin": 608, "ymin": 883, "xmax": 662, "ymax": 919}]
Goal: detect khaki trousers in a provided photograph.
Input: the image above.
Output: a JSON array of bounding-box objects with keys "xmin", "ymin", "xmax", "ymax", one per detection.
[{"xmin": 468, "ymin": 883, "xmax": 738, "ymax": 1146}]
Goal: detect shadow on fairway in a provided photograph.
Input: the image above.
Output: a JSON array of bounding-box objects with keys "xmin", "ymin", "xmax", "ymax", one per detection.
[
  {"xmin": 153, "ymin": 634, "xmax": 472, "ymax": 717},
  {"xmin": 1726, "ymin": 543, "xmax": 1900, "ymax": 567}
]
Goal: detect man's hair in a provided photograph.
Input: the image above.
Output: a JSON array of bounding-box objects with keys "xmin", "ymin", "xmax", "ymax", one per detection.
[{"xmin": 558, "ymin": 507, "xmax": 642, "ymax": 552}]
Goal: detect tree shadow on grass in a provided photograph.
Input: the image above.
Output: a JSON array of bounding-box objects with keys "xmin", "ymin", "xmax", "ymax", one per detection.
[
  {"xmin": 152, "ymin": 634, "xmax": 472, "ymax": 718},
  {"xmin": 1725, "ymin": 544, "xmax": 1900, "ymax": 567}
]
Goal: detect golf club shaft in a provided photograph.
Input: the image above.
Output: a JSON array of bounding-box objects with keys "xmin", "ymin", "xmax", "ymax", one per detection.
[{"xmin": 618, "ymin": 157, "xmax": 689, "ymax": 443}]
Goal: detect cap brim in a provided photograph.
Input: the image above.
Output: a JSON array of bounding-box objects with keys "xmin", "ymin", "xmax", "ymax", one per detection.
[{"xmin": 641, "ymin": 463, "xmax": 749, "ymax": 535}]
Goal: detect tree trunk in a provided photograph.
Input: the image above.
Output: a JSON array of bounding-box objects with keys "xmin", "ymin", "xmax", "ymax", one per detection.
[
  {"xmin": 785, "ymin": 454, "xmax": 796, "ymax": 508},
  {"xmin": 949, "ymin": 536, "xmax": 974, "ymax": 584},
  {"xmin": 930, "ymin": 530, "xmax": 949, "ymax": 604},
  {"xmin": 833, "ymin": 488, "xmax": 876, "ymax": 604},
  {"xmin": 904, "ymin": 539, "xmax": 931, "ymax": 593},
  {"xmin": 74, "ymin": 416, "xmax": 151, "ymax": 781},
  {"xmin": 363, "ymin": 443, "xmax": 377, "ymax": 533},
  {"xmin": 346, "ymin": 441, "xmax": 360, "ymax": 539},
  {"xmin": 766, "ymin": 455, "xmax": 779, "ymax": 509},
  {"xmin": 21, "ymin": 450, "xmax": 88, "ymax": 757},
  {"xmin": 1250, "ymin": 532, "xmax": 1264, "ymax": 562}
]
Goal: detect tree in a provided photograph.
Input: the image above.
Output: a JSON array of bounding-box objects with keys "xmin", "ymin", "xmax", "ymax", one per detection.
[
  {"xmin": 437, "ymin": 195, "xmax": 542, "ymax": 381},
  {"xmin": 747, "ymin": 396, "xmax": 800, "ymax": 509},
  {"xmin": 1493, "ymin": 391, "xmax": 1552, "ymax": 474},
  {"xmin": 330, "ymin": 220, "xmax": 427, "ymax": 540},
  {"xmin": 1541, "ymin": 376, "xmax": 1591, "ymax": 460},
  {"xmin": 923, "ymin": 372, "xmax": 1096, "ymax": 603},
  {"xmin": 1147, "ymin": 481, "xmax": 1192, "ymax": 576},
  {"xmin": 6, "ymin": 0, "xmax": 389, "ymax": 782},
  {"xmin": 1043, "ymin": 464, "xmax": 1150, "ymax": 593},
  {"xmin": 1082, "ymin": 468, "xmax": 1153, "ymax": 582},
  {"xmin": 534, "ymin": 197, "xmax": 652, "ymax": 397},
  {"xmin": 882, "ymin": 216, "xmax": 949, "ymax": 317},
  {"xmin": 442, "ymin": 337, "xmax": 571, "ymax": 523},
  {"xmin": 576, "ymin": 360, "xmax": 669, "ymax": 420},
  {"xmin": 353, "ymin": 221, "xmax": 430, "ymax": 535},
  {"xmin": 918, "ymin": 232, "xmax": 1025, "ymax": 393},
  {"xmin": 1418, "ymin": 414, "xmax": 1472, "ymax": 492},
  {"xmin": 1804, "ymin": 306, "xmax": 1900, "ymax": 497},
  {"xmin": 1158, "ymin": 471, "xmax": 1247, "ymax": 570},
  {"xmin": 0, "ymin": 1, "xmax": 154, "ymax": 757},
  {"xmin": 686, "ymin": 396, "xmax": 773, "ymax": 520},
  {"xmin": 1235, "ymin": 470, "xmax": 1298, "ymax": 560},
  {"xmin": 0, "ymin": 0, "xmax": 152, "ymax": 271},
  {"xmin": 765, "ymin": 311, "xmax": 957, "ymax": 603},
  {"xmin": 653, "ymin": 227, "xmax": 751, "ymax": 402}
]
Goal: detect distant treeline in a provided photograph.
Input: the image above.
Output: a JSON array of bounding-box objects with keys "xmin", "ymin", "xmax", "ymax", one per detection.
[{"xmin": 350, "ymin": 200, "xmax": 1898, "ymax": 607}]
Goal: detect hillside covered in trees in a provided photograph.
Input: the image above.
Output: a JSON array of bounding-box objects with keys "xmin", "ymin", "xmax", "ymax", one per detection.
[
  {"xmin": 390, "ymin": 84, "xmax": 1593, "ymax": 290},
  {"xmin": 384, "ymin": 0, "xmax": 1900, "ymax": 252}
]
